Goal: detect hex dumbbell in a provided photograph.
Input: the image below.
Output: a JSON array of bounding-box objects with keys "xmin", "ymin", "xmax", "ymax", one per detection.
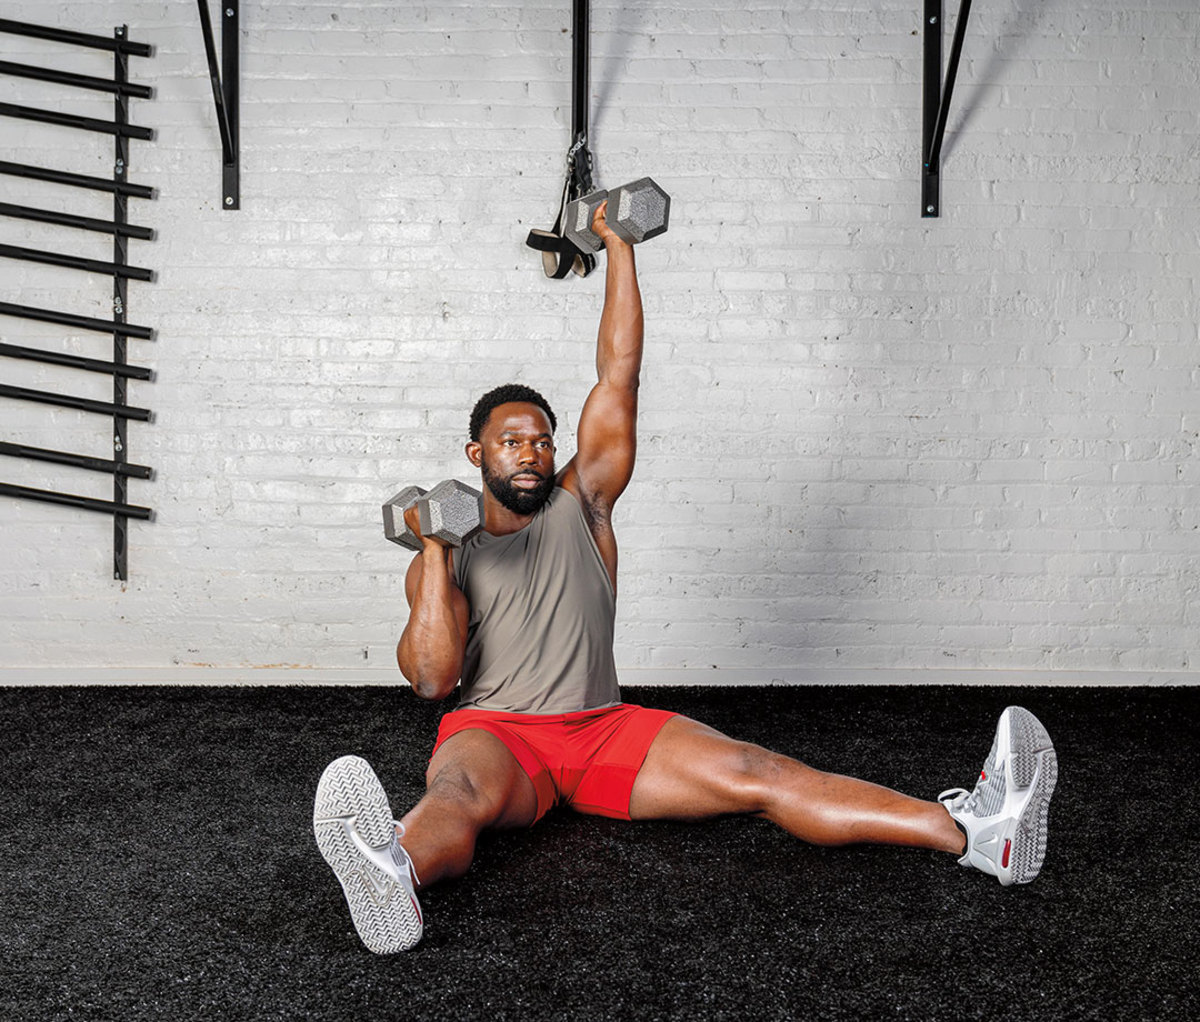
[
  {"xmin": 382, "ymin": 479, "xmax": 483, "ymax": 550},
  {"xmin": 564, "ymin": 177, "xmax": 671, "ymax": 254}
]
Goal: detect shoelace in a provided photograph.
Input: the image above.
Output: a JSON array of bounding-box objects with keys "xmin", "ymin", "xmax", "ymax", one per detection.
[
  {"xmin": 938, "ymin": 787, "xmax": 973, "ymax": 812},
  {"xmin": 391, "ymin": 819, "xmax": 420, "ymax": 888}
]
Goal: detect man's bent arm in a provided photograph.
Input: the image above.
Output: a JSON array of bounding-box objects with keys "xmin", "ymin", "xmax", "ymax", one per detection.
[{"xmin": 396, "ymin": 545, "xmax": 469, "ymax": 701}]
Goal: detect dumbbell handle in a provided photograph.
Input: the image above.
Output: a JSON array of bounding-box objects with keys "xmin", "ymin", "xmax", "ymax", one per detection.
[{"xmin": 564, "ymin": 189, "xmax": 609, "ymax": 254}]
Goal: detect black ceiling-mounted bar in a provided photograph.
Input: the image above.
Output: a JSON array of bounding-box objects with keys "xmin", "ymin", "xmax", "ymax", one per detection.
[
  {"xmin": 0, "ymin": 101, "xmax": 155, "ymax": 140},
  {"xmin": 571, "ymin": 0, "xmax": 589, "ymax": 147},
  {"xmin": 922, "ymin": 0, "xmax": 974, "ymax": 218},
  {"xmin": 0, "ymin": 301, "xmax": 154, "ymax": 339},
  {"xmin": 0, "ymin": 442, "xmax": 153, "ymax": 479},
  {"xmin": 0, "ymin": 482, "xmax": 152, "ymax": 520},
  {"xmin": 0, "ymin": 202, "xmax": 154, "ymax": 240},
  {"xmin": 0, "ymin": 160, "xmax": 155, "ymax": 199},
  {"xmin": 0, "ymin": 18, "xmax": 152, "ymax": 57},
  {"xmin": 196, "ymin": 0, "xmax": 239, "ymax": 209},
  {"xmin": 0, "ymin": 384, "xmax": 152, "ymax": 422},
  {"xmin": 0, "ymin": 60, "xmax": 154, "ymax": 99},
  {"xmin": 0, "ymin": 342, "xmax": 152, "ymax": 380}
]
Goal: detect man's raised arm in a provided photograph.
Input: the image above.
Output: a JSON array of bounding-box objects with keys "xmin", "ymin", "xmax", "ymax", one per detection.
[{"xmin": 559, "ymin": 203, "xmax": 645, "ymax": 514}]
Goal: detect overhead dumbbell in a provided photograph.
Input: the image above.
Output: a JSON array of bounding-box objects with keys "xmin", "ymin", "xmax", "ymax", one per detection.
[
  {"xmin": 564, "ymin": 177, "xmax": 671, "ymax": 254},
  {"xmin": 382, "ymin": 479, "xmax": 483, "ymax": 550}
]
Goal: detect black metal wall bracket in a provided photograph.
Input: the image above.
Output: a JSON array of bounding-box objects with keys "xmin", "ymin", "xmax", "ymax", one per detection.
[
  {"xmin": 196, "ymin": 1, "xmax": 239, "ymax": 209},
  {"xmin": 922, "ymin": 0, "xmax": 974, "ymax": 218}
]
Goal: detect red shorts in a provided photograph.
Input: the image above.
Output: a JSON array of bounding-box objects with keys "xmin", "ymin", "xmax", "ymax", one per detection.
[{"xmin": 431, "ymin": 703, "xmax": 677, "ymax": 823}]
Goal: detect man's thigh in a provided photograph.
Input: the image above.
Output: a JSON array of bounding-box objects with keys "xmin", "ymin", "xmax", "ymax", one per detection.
[
  {"xmin": 425, "ymin": 728, "xmax": 541, "ymax": 830},
  {"xmin": 627, "ymin": 715, "xmax": 776, "ymax": 821}
]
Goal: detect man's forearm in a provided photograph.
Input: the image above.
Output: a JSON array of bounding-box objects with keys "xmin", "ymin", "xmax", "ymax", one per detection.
[
  {"xmin": 595, "ymin": 240, "xmax": 644, "ymax": 388},
  {"xmin": 396, "ymin": 544, "xmax": 465, "ymax": 700}
]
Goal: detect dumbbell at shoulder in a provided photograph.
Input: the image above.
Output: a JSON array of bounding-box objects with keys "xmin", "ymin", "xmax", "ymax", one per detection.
[
  {"xmin": 418, "ymin": 479, "xmax": 484, "ymax": 547},
  {"xmin": 382, "ymin": 480, "xmax": 483, "ymax": 551}
]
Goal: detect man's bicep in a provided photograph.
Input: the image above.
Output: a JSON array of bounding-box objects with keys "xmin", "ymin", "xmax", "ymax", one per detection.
[{"xmin": 571, "ymin": 379, "xmax": 639, "ymax": 500}]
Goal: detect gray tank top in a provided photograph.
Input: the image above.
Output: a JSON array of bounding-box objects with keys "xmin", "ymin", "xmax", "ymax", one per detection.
[{"xmin": 452, "ymin": 486, "xmax": 621, "ymax": 714}]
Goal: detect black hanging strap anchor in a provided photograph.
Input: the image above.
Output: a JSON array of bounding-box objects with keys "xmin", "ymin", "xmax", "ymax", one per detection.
[
  {"xmin": 526, "ymin": 0, "xmax": 598, "ymax": 279},
  {"xmin": 922, "ymin": 0, "xmax": 974, "ymax": 218},
  {"xmin": 196, "ymin": 1, "xmax": 239, "ymax": 209}
]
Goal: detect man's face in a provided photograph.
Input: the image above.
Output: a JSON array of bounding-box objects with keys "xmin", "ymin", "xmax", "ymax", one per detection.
[{"xmin": 472, "ymin": 402, "xmax": 557, "ymax": 516}]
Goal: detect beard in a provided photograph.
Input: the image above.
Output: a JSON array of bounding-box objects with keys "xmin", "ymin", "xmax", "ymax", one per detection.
[{"xmin": 481, "ymin": 459, "xmax": 556, "ymax": 516}]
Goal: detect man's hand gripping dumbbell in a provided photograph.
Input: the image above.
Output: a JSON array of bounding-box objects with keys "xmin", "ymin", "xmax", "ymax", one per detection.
[{"xmin": 382, "ymin": 479, "xmax": 483, "ymax": 550}]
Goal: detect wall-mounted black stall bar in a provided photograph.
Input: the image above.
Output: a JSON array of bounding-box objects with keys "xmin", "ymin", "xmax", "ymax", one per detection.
[
  {"xmin": 0, "ymin": 341, "xmax": 152, "ymax": 380},
  {"xmin": 0, "ymin": 202, "xmax": 154, "ymax": 240},
  {"xmin": 0, "ymin": 300, "xmax": 153, "ymax": 339},
  {"xmin": 0, "ymin": 384, "xmax": 152, "ymax": 422},
  {"xmin": 0, "ymin": 101, "xmax": 154, "ymax": 139},
  {"xmin": 0, "ymin": 160, "xmax": 155, "ymax": 199},
  {"xmin": 0, "ymin": 440, "xmax": 152, "ymax": 479},
  {"xmin": 0, "ymin": 19, "xmax": 156, "ymax": 579},
  {"xmin": 0, "ymin": 18, "xmax": 152, "ymax": 57},
  {"xmin": 0, "ymin": 243, "xmax": 155, "ymax": 280},
  {"xmin": 0, "ymin": 482, "xmax": 152, "ymax": 520},
  {"xmin": 0, "ymin": 60, "xmax": 154, "ymax": 99}
]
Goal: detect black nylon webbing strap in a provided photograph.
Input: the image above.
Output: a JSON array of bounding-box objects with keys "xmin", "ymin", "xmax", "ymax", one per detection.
[
  {"xmin": 526, "ymin": 141, "xmax": 598, "ymax": 279},
  {"xmin": 526, "ymin": 227, "xmax": 580, "ymax": 280}
]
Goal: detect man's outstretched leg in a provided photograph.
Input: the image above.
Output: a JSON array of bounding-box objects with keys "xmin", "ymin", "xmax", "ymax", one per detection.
[
  {"xmin": 630, "ymin": 705, "xmax": 1057, "ymax": 884},
  {"xmin": 314, "ymin": 730, "xmax": 538, "ymax": 953}
]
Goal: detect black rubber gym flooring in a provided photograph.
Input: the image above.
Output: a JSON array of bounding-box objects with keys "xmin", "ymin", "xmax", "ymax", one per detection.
[{"xmin": 1, "ymin": 684, "xmax": 1195, "ymax": 1020}]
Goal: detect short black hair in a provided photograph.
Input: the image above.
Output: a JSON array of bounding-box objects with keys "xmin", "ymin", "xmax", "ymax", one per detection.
[{"xmin": 469, "ymin": 384, "xmax": 557, "ymax": 442}]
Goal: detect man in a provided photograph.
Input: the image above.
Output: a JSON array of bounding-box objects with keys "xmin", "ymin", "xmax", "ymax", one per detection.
[{"xmin": 314, "ymin": 203, "xmax": 1058, "ymax": 954}]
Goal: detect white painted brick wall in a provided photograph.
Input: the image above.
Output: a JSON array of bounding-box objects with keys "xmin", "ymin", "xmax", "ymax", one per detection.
[{"xmin": 2, "ymin": 0, "xmax": 1198, "ymax": 683}]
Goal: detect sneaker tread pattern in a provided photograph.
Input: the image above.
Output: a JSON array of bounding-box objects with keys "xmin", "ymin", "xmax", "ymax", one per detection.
[{"xmin": 314, "ymin": 755, "xmax": 421, "ymax": 954}]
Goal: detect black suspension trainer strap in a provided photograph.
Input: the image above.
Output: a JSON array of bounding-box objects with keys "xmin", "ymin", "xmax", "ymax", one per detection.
[{"xmin": 526, "ymin": 0, "xmax": 597, "ymax": 279}]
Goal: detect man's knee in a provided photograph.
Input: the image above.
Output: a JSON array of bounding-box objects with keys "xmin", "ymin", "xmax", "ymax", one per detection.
[
  {"xmin": 424, "ymin": 754, "xmax": 538, "ymax": 831},
  {"xmin": 712, "ymin": 741, "xmax": 795, "ymax": 811},
  {"xmin": 421, "ymin": 728, "xmax": 541, "ymax": 830},
  {"xmin": 425, "ymin": 763, "xmax": 494, "ymax": 819}
]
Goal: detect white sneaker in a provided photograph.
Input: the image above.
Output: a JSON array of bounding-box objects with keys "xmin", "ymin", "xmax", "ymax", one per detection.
[
  {"xmin": 314, "ymin": 755, "xmax": 423, "ymax": 952},
  {"xmin": 939, "ymin": 706, "xmax": 1058, "ymax": 886}
]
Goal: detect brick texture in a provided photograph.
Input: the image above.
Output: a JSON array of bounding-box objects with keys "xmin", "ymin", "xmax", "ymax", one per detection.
[{"xmin": 2, "ymin": 1, "xmax": 1197, "ymax": 682}]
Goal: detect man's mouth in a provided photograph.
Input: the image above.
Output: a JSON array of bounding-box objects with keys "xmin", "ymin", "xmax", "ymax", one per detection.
[{"xmin": 510, "ymin": 473, "xmax": 544, "ymax": 489}]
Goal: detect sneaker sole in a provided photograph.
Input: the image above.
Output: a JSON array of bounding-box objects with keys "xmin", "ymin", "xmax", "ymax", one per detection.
[
  {"xmin": 1002, "ymin": 707, "xmax": 1057, "ymax": 885},
  {"xmin": 313, "ymin": 755, "xmax": 422, "ymax": 953}
]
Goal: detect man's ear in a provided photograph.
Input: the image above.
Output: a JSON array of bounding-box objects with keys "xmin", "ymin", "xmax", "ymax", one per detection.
[{"xmin": 465, "ymin": 440, "xmax": 482, "ymax": 468}]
